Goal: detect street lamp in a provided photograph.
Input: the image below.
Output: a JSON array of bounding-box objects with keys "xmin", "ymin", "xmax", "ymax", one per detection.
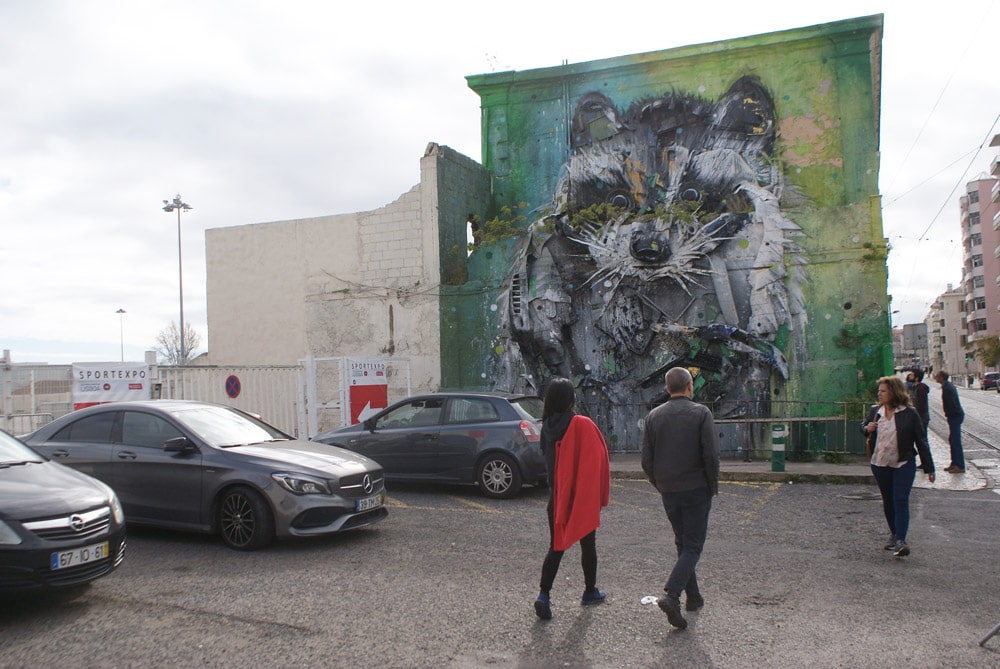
[
  {"xmin": 116, "ymin": 308, "xmax": 126, "ymax": 362},
  {"xmin": 162, "ymin": 194, "xmax": 192, "ymax": 365}
]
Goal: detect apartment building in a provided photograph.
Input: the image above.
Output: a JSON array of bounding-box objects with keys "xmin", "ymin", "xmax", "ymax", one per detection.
[{"xmin": 926, "ymin": 284, "xmax": 970, "ymax": 381}]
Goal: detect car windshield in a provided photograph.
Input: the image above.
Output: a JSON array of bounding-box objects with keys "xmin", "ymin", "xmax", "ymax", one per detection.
[
  {"xmin": 511, "ymin": 397, "xmax": 543, "ymax": 421},
  {"xmin": 0, "ymin": 430, "xmax": 45, "ymax": 466},
  {"xmin": 170, "ymin": 405, "xmax": 290, "ymax": 448}
]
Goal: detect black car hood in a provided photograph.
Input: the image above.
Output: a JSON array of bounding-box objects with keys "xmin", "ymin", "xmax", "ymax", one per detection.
[{"xmin": 0, "ymin": 460, "xmax": 110, "ymax": 519}]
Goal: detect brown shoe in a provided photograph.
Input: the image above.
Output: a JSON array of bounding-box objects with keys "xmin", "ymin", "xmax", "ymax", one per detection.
[{"xmin": 944, "ymin": 466, "xmax": 966, "ymax": 473}]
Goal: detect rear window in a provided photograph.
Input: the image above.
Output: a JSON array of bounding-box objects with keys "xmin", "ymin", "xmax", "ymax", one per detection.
[{"xmin": 510, "ymin": 397, "xmax": 543, "ymax": 421}]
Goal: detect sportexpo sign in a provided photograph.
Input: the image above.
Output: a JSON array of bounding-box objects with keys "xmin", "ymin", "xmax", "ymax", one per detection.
[
  {"xmin": 72, "ymin": 362, "xmax": 151, "ymax": 409},
  {"xmin": 348, "ymin": 358, "xmax": 388, "ymax": 425}
]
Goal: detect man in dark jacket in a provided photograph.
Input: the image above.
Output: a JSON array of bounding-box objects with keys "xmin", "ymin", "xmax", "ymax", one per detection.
[
  {"xmin": 912, "ymin": 368, "xmax": 930, "ymax": 430},
  {"xmin": 640, "ymin": 367, "xmax": 720, "ymax": 629},
  {"xmin": 934, "ymin": 370, "xmax": 965, "ymax": 473}
]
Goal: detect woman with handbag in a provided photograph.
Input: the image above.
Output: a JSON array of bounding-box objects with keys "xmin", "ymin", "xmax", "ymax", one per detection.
[{"xmin": 862, "ymin": 376, "xmax": 935, "ymax": 557}]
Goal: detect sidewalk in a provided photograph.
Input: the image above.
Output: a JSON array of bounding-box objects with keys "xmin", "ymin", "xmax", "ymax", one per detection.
[{"xmin": 609, "ymin": 428, "xmax": 989, "ymax": 492}]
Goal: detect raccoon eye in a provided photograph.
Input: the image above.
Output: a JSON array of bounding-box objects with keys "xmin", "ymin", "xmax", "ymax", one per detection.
[
  {"xmin": 608, "ymin": 192, "xmax": 633, "ymax": 210},
  {"xmin": 681, "ymin": 188, "xmax": 701, "ymax": 203}
]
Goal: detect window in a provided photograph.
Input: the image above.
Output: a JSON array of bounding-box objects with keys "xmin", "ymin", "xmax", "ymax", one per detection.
[
  {"xmin": 975, "ymin": 318, "xmax": 988, "ymax": 331},
  {"xmin": 376, "ymin": 398, "xmax": 444, "ymax": 429},
  {"xmin": 445, "ymin": 398, "xmax": 500, "ymax": 424},
  {"xmin": 972, "ymin": 254, "xmax": 984, "ymax": 268},
  {"xmin": 973, "ymin": 275, "xmax": 986, "ymax": 288},
  {"xmin": 52, "ymin": 412, "xmax": 117, "ymax": 443},
  {"xmin": 974, "ymin": 297, "xmax": 987, "ymax": 311},
  {"xmin": 969, "ymin": 212, "xmax": 981, "ymax": 226},
  {"xmin": 970, "ymin": 190, "xmax": 980, "ymax": 204},
  {"xmin": 941, "ymin": 335, "xmax": 947, "ymax": 344},
  {"xmin": 970, "ymin": 233, "xmax": 982, "ymax": 246},
  {"xmin": 122, "ymin": 412, "xmax": 183, "ymax": 448}
]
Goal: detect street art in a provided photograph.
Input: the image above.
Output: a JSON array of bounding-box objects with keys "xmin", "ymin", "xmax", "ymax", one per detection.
[{"xmin": 491, "ymin": 76, "xmax": 808, "ymax": 444}]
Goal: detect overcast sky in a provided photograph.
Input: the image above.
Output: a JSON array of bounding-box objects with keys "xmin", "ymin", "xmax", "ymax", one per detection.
[{"xmin": 3, "ymin": 0, "xmax": 998, "ymax": 365}]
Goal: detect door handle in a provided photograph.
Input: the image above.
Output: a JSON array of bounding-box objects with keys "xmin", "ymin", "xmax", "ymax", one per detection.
[
  {"xmin": 117, "ymin": 451, "xmax": 137, "ymax": 460},
  {"xmin": 51, "ymin": 449, "xmax": 69, "ymax": 458}
]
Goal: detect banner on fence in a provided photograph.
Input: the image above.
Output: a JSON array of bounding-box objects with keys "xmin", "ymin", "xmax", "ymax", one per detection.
[
  {"xmin": 72, "ymin": 362, "xmax": 151, "ymax": 410},
  {"xmin": 348, "ymin": 358, "xmax": 388, "ymax": 424}
]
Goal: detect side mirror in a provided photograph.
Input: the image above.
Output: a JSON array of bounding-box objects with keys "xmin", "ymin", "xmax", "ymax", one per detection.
[
  {"xmin": 164, "ymin": 436, "xmax": 195, "ymax": 453},
  {"xmin": 363, "ymin": 418, "xmax": 376, "ymax": 432}
]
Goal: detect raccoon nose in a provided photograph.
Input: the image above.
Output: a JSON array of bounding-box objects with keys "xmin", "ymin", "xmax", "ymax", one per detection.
[{"xmin": 630, "ymin": 235, "xmax": 669, "ymax": 263}]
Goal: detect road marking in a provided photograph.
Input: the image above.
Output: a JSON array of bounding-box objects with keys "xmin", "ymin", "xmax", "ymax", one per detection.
[
  {"xmin": 446, "ymin": 495, "xmax": 500, "ymax": 513},
  {"xmin": 737, "ymin": 482, "xmax": 783, "ymax": 526}
]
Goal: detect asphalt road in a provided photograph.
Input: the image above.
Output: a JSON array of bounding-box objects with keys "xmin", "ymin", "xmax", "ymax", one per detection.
[{"xmin": 2, "ymin": 475, "xmax": 1000, "ymax": 668}]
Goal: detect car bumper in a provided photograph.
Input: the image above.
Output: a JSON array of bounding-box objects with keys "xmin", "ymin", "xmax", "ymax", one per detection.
[
  {"xmin": 0, "ymin": 526, "xmax": 126, "ymax": 594},
  {"xmin": 266, "ymin": 487, "xmax": 389, "ymax": 538}
]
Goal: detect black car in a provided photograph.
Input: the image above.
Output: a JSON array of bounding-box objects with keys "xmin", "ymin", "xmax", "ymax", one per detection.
[
  {"xmin": 0, "ymin": 429, "xmax": 126, "ymax": 594},
  {"xmin": 22, "ymin": 400, "xmax": 387, "ymax": 551},
  {"xmin": 313, "ymin": 392, "xmax": 546, "ymax": 498}
]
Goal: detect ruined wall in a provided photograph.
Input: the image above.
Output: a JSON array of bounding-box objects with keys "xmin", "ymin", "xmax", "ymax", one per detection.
[{"xmin": 448, "ymin": 15, "xmax": 889, "ymax": 451}]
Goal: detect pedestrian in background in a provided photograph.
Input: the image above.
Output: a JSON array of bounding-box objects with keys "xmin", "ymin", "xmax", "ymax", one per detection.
[
  {"xmin": 862, "ymin": 376, "xmax": 935, "ymax": 557},
  {"xmin": 641, "ymin": 367, "xmax": 720, "ymax": 630},
  {"xmin": 912, "ymin": 368, "xmax": 930, "ymax": 431},
  {"xmin": 934, "ymin": 370, "xmax": 966, "ymax": 473},
  {"xmin": 533, "ymin": 377, "xmax": 610, "ymax": 620}
]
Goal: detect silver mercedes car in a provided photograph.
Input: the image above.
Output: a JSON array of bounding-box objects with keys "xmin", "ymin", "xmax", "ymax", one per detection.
[{"xmin": 22, "ymin": 400, "xmax": 387, "ymax": 550}]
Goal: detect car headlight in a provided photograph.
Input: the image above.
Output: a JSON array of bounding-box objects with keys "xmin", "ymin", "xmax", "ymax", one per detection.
[
  {"xmin": 271, "ymin": 472, "xmax": 332, "ymax": 495},
  {"xmin": 0, "ymin": 520, "xmax": 23, "ymax": 545},
  {"xmin": 108, "ymin": 492, "xmax": 125, "ymax": 525}
]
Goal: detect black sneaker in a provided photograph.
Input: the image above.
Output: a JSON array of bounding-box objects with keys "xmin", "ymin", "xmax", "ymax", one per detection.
[
  {"xmin": 657, "ymin": 594, "xmax": 688, "ymax": 629},
  {"xmin": 581, "ymin": 588, "xmax": 606, "ymax": 606},
  {"xmin": 685, "ymin": 594, "xmax": 705, "ymax": 611},
  {"xmin": 884, "ymin": 535, "xmax": 896, "ymax": 550},
  {"xmin": 893, "ymin": 541, "xmax": 910, "ymax": 557},
  {"xmin": 534, "ymin": 593, "xmax": 552, "ymax": 620}
]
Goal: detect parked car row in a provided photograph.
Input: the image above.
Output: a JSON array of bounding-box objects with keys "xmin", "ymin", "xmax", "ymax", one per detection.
[{"xmin": 2, "ymin": 392, "xmax": 545, "ymax": 595}]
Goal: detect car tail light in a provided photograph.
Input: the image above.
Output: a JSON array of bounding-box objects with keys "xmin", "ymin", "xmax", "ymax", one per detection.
[{"xmin": 519, "ymin": 420, "xmax": 540, "ymax": 442}]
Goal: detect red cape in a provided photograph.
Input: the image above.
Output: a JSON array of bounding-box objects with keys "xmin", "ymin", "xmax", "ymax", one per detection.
[{"xmin": 552, "ymin": 415, "xmax": 611, "ymax": 551}]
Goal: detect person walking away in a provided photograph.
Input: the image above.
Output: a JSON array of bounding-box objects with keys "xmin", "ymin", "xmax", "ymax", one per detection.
[
  {"xmin": 912, "ymin": 368, "xmax": 930, "ymax": 431},
  {"xmin": 640, "ymin": 367, "xmax": 720, "ymax": 630},
  {"xmin": 862, "ymin": 376, "xmax": 935, "ymax": 557},
  {"xmin": 533, "ymin": 377, "xmax": 611, "ymax": 620},
  {"xmin": 934, "ymin": 370, "xmax": 966, "ymax": 473}
]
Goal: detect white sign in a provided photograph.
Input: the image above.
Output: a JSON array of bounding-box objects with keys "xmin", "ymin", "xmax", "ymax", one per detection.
[{"xmin": 72, "ymin": 362, "xmax": 151, "ymax": 409}]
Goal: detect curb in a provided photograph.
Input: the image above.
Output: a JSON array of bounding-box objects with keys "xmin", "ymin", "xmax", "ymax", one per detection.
[{"xmin": 610, "ymin": 470, "xmax": 875, "ymax": 485}]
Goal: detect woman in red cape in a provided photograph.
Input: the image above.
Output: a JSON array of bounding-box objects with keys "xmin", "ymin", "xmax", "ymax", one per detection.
[{"xmin": 533, "ymin": 378, "xmax": 611, "ymax": 620}]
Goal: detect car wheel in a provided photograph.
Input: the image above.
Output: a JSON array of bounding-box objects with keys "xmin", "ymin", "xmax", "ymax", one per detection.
[
  {"xmin": 217, "ymin": 486, "xmax": 274, "ymax": 551},
  {"xmin": 477, "ymin": 453, "xmax": 522, "ymax": 499}
]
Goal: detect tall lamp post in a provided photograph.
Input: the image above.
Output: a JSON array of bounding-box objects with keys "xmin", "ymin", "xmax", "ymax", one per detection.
[
  {"xmin": 162, "ymin": 194, "xmax": 192, "ymax": 365},
  {"xmin": 116, "ymin": 308, "xmax": 126, "ymax": 362}
]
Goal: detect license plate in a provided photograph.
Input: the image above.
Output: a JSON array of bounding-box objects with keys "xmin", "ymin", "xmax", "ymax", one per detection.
[
  {"xmin": 51, "ymin": 541, "xmax": 110, "ymax": 570},
  {"xmin": 355, "ymin": 493, "xmax": 383, "ymax": 511}
]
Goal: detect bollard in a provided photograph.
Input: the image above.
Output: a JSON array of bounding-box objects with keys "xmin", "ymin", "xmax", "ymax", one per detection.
[{"xmin": 771, "ymin": 423, "xmax": 787, "ymax": 472}]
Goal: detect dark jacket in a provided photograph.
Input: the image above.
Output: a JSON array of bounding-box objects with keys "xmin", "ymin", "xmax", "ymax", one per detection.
[
  {"xmin": 913, "ymin": 382, "xmax": 929, "ymax": 422},
  {"xmin": 940, "ymin": 381, "xmax": 964, "ymax": 420},
  {"xmin": 862, "ymin": 405, "xmax": 935, "ymax": 474},
  {"xmin": 640, "ymin": 397, "xmax": 720, "ymax": 494}
]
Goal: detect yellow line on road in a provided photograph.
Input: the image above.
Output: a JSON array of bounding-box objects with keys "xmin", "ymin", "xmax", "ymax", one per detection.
[
  {"xmin": 737, "ymin": 482, "xmax": 783, "ymax": 526},
  {"xmin": 446, "ymin": 495, "xmax": 500, "ymax": 513}
]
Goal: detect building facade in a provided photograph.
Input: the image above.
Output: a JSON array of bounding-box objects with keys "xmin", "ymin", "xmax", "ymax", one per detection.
[{"xmin": 927, "ymin": 284, "xmax": 970, "ymax": 382}]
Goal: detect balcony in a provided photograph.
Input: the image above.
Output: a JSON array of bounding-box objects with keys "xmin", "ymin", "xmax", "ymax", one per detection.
[
  {"xmin": 993, "ymin": 180, "xmax": 1000, "ymax": 203},
  {"xmin": 993, "ymin": 155, "xmax": 1000, "ymax": 178}
]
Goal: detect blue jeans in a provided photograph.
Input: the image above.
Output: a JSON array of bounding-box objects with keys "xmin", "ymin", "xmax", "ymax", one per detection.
[
  {"xmin": 947, "ymin": 416, "xmax": 965, "ymax": 469},
  {"xmin": 660, "ymin": 487, "xmax": 712, "ymax": 597},
  {"xmin": 871, "ymin": 458, "xmax": 917, "ymax": 542}
]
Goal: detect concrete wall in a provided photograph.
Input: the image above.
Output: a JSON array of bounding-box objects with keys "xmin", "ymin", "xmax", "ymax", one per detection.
[{"xmin": 205, "ymin": 144, "xmax": 491, "ymax": 396}]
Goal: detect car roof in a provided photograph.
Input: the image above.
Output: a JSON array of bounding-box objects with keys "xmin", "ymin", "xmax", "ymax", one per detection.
[{"xmin": 404, "ymin": 391, "xmax": 540, "ymax": 401}]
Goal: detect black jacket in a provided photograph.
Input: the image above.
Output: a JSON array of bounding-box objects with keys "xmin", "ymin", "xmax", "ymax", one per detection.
[{"xmin": 862, "ymin": 405, "xmax": 935, "ymax": 474}]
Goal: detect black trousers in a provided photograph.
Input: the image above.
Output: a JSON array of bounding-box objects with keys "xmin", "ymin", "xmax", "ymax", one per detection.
[{"xmin": 539, "ymin": 496, "xmax": 597, "ymax": 594}]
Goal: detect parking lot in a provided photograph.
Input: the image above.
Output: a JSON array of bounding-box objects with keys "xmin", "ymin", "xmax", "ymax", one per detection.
[{"xmin": 3, "ymin": 479, "xmax": 1000, "ymax": 668}]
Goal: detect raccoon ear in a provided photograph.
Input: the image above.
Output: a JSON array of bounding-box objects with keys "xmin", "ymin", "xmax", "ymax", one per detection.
[
  {"xmin": 571, "ymin": 92, "xmax": 621, "ymax": 148},
  {"xmin": 713, "ymin": 75, "xmax": 775, "ymax": 140}
]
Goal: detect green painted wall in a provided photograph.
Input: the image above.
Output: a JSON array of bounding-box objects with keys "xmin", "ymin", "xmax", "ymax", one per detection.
[{"xmin": 444, "ymin": 15, "xmax": 889, "ymax": 442}]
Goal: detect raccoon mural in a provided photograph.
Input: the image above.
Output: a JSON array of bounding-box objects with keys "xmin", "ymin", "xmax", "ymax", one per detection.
[{"xmin": 491, "ymin": 76, "xmax": 808, "ymax": 449}]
